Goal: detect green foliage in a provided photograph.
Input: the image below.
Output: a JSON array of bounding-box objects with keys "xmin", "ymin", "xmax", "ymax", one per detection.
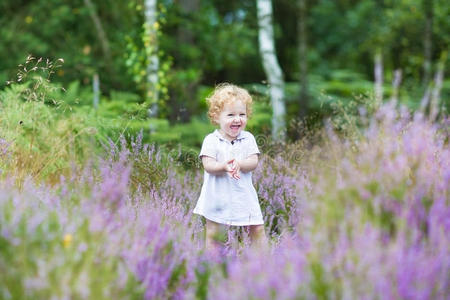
[
  {"xmin": 0, "ymin": 0, "xmax": 448, "ymax": 145},
  {"xmin": 309, "ymin": 260, "xmax": 331, "ymax": 300},
  {"xmin": 0, "ymin": 58, "xmax": 112, "ymax": 183},
  {"xmin": 0, "ymin": 89, "xmax": 94, "ymax": 183},
  {"xmin": 63, "ymin": 80, "xmax": 94, "ymax": 107},
  {"xmin": 442, "ymin": 79, "xmax": 450, "ymax": 110},
  {"xmin": 98, "ymin": 101, "xmax": 148, "ymax": 120},
  {"xmin": 124, "ymin": 1, "xmax": 170, "ymax": 107},
  {"xmin": 171, "ymin": 118, "xmax": 215, "ymax": 147},
  {"xmin": 1, "ymin": 0, "xmax": 448, "ymax": 93},
  {"xmin": 247, "ymin": 101, "xmax": 272, "ymax": 135},
  {"xmin": 0, "ymin": 1, "xmax": 138, "ymax": 91},
  {"xmin": 195, "ymin": 262, "xmax": 211, "ymax": 300}
]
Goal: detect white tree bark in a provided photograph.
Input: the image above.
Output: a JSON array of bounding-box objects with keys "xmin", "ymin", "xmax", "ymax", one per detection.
[
  {"xmin": 390, "ymin": 69, "xmax": 402, "ymax": 104},
  {"xmin": 420, "ymin": 86, "xmax": 431, "ymax": 113},
  {"xmin": 93, "ymin": 73, "xmax": 99, "ymax": 110},
  {"xmin": 144, "ymin": 0, "xmax": 159, "ymax": 117},
  {"xmin": 374, "ymin": 49, "xmax": 383, "ymax": 106},
  {"xmin": 429, "ymin": 60, "xmax": 444, "ymax": 121},
  {"xmin": 421, "ymin": 54, "xmax": 446, "ymax": 120},
  {"xmin": 257, "ymin": 0, "xmax": 286, "ymax": 141}
]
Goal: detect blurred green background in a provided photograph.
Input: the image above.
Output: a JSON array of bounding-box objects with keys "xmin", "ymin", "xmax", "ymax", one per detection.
[{"xmin": 1, "ymin": 0, "xmax": 449, "ymax": 149}]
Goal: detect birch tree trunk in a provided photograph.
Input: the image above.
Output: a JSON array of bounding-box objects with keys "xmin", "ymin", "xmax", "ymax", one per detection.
[
  {"xmin": 257, "ymin": 0, "xmax": 286, "ymax": 141},
  {"xmin": 420, "ymin": 52, "xmax": 446, "ymax": 119},
  {"xmin": 374, "ymin": 49, "xmax": 383, "ymax": 106},
  {"xmin": 298, "ymin": 0, "xmax": 308, "ymax": 119},
  {"xmin": 390, "ymin": 69, "xmax": 402, "ymax": 104},
  {"xmin": 144, "ymin": 0, "xmax": 159, "ymax": 117},
  {"xmin": 93, "ymin": 73, "xmax": 99, "ymax": 110},
  {"xmin": 429, "ymin": 55, "xmax": 445, "ymax": 121},
  {"xmin": 420, "ymin": 86, "xmax": 431, "ymax": 113}
]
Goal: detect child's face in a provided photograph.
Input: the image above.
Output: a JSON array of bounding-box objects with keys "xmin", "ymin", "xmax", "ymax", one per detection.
[{"xmin": 216, "ymin": 100, "xmax": 247, "ymax": 141}]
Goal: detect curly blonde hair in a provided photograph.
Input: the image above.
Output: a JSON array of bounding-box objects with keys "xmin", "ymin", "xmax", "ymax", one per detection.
[{"xmin": 206, "ymin": 83, "xmax": 253, "ymax": 125}]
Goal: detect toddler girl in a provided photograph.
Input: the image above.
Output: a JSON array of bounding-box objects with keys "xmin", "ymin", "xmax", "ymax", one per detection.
[{"xmin": 193, "ymin": 83, "xmax": 266, "ymax": 250}]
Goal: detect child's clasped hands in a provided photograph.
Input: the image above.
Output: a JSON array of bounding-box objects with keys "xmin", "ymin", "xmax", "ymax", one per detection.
[{"xmin": 225, "ymin": 159, "xmax": 240, "ymax": 180}]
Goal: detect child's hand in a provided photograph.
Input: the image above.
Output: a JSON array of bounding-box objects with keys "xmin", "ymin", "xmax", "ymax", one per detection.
[{"xmin": 226, "ymin": 159, "xmax": 241, "ymax": 180}]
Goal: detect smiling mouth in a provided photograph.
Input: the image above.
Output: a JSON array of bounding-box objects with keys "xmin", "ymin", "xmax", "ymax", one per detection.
[{"xmin": 230, "ymin": 125, "xmax": 241, "ymax": 130}]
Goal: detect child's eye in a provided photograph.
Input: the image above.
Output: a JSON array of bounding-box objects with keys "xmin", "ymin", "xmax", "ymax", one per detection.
[
  {"xmin": 240, "ymin": 114, "xmax": 246, "ymax": 116},
  {"xmin": 227, "ymin": 114, "xmax": 234, "ymax": 117}
]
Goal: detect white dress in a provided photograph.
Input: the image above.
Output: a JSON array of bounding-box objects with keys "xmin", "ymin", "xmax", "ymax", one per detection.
[{"xmin": 193, "ymin": 130, "xmax": 264, "ymax": 226}]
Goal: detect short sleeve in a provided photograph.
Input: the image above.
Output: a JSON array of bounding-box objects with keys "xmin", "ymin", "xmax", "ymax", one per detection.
[
  {"xmin": 246, "ymin": 133, "xmax": 260, "ymax": 157},
  {"xmin": 199, "ymin": 134, "xmax": 216, "ymax": 159}
]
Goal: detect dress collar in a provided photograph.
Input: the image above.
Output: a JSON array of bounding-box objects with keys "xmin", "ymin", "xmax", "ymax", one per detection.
[{"xmin": 213, "ymin": 129, "xmax": 248, "ymax": 142}]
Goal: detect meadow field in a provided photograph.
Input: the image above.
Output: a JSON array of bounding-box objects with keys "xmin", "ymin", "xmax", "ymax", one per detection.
[
  {"xmin": 2, "ymin": 1, "xmax": 449, "ymax": 298},
  {"xmin": 0, "ymin": 80, "xmax": 448, "ymax": 299}
]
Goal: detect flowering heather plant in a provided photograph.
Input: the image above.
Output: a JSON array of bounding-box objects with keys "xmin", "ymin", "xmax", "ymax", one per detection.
[
  {"xmin": 0, "ymin": 178, "xmax": 144, "ymax": 299},
  {"xmin": 0, "ymin": 99, "xmax": 448, "ymax": 299},
  {"xmin": 203, "ymin": 101, "xmax": 449, "ymax": 299},
  {"xmin": 0, "ymin": 145, "xmax": 205, "ymax": 299},
  {"xmin": 253, "ymin": 154, "xmax": 306, "ymax": 236}
]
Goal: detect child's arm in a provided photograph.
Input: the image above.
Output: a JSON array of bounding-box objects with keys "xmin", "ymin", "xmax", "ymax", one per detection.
[
  {"xmin": 237, "ymin": 154, "xmax": 259, "ymax": 173},
  {"xmin": 202, "ymin": 156, "xmax": 232, "ymax": 175}
]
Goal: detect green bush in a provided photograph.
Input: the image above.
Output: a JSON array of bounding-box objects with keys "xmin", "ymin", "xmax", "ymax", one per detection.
[{"xmin": 0, "ymin": 82, "xmax": 104, "ymax": 183}]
